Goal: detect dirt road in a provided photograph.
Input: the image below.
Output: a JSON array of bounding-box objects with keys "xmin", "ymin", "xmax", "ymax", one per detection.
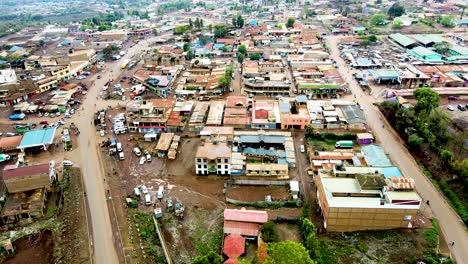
[
  {"xmin": 326, "ymin": 35, "xmax": 468, "ymax": 263},
  {"xmin": 66, "ymin": 38, "xmax": 157, "ymax": 264}
]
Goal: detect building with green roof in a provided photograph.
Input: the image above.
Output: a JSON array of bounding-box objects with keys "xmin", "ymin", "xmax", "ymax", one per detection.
[
  {"xmin": 411, "ymin": 34, "xmax": 445, "ymax": 47},
  {"xmin": 408, "ymin": 46, "xmax": 443, "ymax": 62},
  {"xmin": 389, "ymin": 33, "xmax": 417, "ymax": 48}
]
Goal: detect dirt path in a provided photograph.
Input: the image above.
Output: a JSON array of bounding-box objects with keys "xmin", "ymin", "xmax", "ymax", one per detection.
[
  {"xmin": 65, "ymin": 37, "xmax": 157, "ymax": 264},
  {"xmin": 326, "ymin": 35, "xmax": 468, "ymax": 263}
]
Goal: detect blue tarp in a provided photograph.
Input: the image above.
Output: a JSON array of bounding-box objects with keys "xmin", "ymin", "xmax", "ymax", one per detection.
[
  {"xmin": 379, "ymin": 166, "xmax": 403, "ymax": 178},
  {"xmin": 296, "ymin": 95, "xmax": 307, "ymax": 104},
  {"xmin": 8, "ymin": 46, "xmax": 24, "ymax": 53},
  {"xmin": 213, "ymin": 43, "xmax": 225, "ymax": 49}
]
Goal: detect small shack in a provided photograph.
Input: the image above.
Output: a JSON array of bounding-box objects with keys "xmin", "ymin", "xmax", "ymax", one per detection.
[
  {"xmin": 290, "ymin": 180, "xmax": 300, "ymax": 197},
  {"xmin": 0, "ymin": 135, "xmax": 23, "ymax": 153},
  {"xmin": 155, "ymin": 133, "xmax": 174, "ymax": 158},
  {"xmin": 356, "ymin": 133, "xmax": 374, "ymax": 145}
]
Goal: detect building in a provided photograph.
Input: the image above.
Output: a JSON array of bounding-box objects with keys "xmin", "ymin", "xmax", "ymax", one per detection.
[
  {"xmin": 245, "ymin": 163, "xmax": 288, "ymax": 178},
  {"xmin": 223, "ymin": 234, "xmax": 245, "ymax": 263},
  {"xmin": 2, "ymin": 164, "xmax": 54, "ymax": 193},
  {"xmin": 17, "ymin": 127, "xmax": 57, "ymax": 152},
  {"xmin": 223, "ymin": 96, "xmax": 250, "ymax": 128},
  {"xmin": 251, "ymin": 99, "xmax": 281, "ymax": 129},
  {"xmin": 243, "ymin": 78, "xmax": 290, "ymax": 97},
  {"xmin": 408, "ymin": 47, "xmax": 443, "ymax": 63},
  {"xmin": 389, "ymin": 33, "xmax": 418, "ymax": 48},
  {"xmin": 195, "ymin": 142, "xmax": 231, "ymax": 175},
  {"xmin": 315, "ymin": 173, "xmax": 421, "ymax": 232},
  {"xmin": 279, "ymin": 97, "xmax": 311, "ymax": 129},
  {"xmin": 356, "ymin": 133, "xmax": 374, "ymax": 145},
  {"xmin": 126, "ymin": 99, "xmax": 174, "ymax": 133},
  {"xmin": 223, "ymin": 209, "xmax": 268, "ymax": 239}
]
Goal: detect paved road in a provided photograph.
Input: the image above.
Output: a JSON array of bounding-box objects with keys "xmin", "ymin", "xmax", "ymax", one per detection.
[
  {"xmin": 68, "ymin": 38, "xmax": 156, "ymax": 264},
  {"xmin": 327, "ymin": 35, "xmax": 468, "ymax": 263}
]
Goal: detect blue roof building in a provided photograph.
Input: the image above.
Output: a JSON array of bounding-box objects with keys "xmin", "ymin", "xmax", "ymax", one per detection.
[
  {"xmin": 18, "ymin": 127, "xmax": 56, "ymax": 151},
  {"xmin": 361, "ymin": 145, "xmax": 392, "ymax": 167},
  {"xmin": 8, "ymin": 46, "xmax": 24, "ymax": 53}
]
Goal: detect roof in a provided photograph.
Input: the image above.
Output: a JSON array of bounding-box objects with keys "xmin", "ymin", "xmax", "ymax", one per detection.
[
  {"xmin": 389, "ymin": 33, "xmax": 416, "ymax": 47},
  {"xmin": 224, "ymin": 209, "xmax": 268, "ymax": 223},
  {"xmin": 357, "ymin": 133, "xmax": 374, "ymax": 140},
  {"xmin": 0, "ymin": 135, "xmax": 23, "ymax": 149},
  {"xmin": 410, "ymin": 46, "xmax": 441, "ymax": 57},
  {"xmin": 223, "ymin": 234, "xmax": 245, "ymax": 259},
  {"xmin": 223, "ymin": 220, "xmax": 261, "ymax": 236},
  {"xmin": 195, "ymin": 142, "xmax": 231, "ymax": 159},
  {"xmin": 361, "ymin": 145, "xmax": 392, "ymax": 167},
  {"xmin": 155, "ymin": 133, "xmax": 174, "ymax": 151},
  {"xmin": 411, "ymin": 34, "xmax": 444, "ymax": 45},
  {"xmin": 2, "ymin": 164, "xmax": 50, "ymax": 180},
  {"xmin": 18, "ymin": 127, "xmax": 56, "ymax": 149},
  {"xmin": 239, "ymin": 135, "xmax": 285, "ymax": 144}
]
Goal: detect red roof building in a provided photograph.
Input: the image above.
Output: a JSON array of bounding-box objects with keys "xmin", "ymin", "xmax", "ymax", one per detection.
[
  {"xmin": 223, "ymin": 234, "xmax": 245, "ymax": 259},
  {"xmin": 224, "ymin": 209, "xmax": 268, "ymax": 223}
]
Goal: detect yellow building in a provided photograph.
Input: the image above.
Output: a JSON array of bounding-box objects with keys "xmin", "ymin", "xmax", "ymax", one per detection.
[{"xmin": 315, "ymin": 173, "xmax": 421, "ymax": 232}]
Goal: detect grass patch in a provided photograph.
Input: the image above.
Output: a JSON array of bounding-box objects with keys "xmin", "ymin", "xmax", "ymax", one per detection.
[
  {"xmin": 132, "ymin": 212, "xmax": 164, "ymax": 262},
  {"xmin": 437, "ymin": 181, "xmax": 468, "ymax": 225},
  {"xmin": 192, "ymin": 225, "xmax": 222, "ymax": 256}
]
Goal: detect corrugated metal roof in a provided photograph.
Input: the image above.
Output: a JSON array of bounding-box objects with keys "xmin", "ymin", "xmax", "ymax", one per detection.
[
  {"xmin": 224, "ymin": 209, "xmax": 268, "ymax": 223},
  {"xmin": 223, "ymin": 234, "xmax": 245, "ymax": 259},
  {"xmin": 362, "ymin": 145, "xmax": 392, "ymax": 167},
  {"xmin": 389, "ymin": 33, "xmax": 416, "ymax": 47}
]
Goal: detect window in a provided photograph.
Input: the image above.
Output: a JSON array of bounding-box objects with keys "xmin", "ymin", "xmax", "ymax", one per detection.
[
  {"xmin": 198, "ymin": 165, "xmax": 202, "ymax": 169},
  {"xmin": 218, "ymin": 165, "xmax": 221, "ymax": 169},
  {"xmin": 225, "ymin": 165, "xmax": 228, "ymax": 169},
  {"xmin": 217, "ymin": 159, "xmax": 222, "ymax": 163},
  {"xmin": 197, "ymin": 158, "xmax": 202, "ymax": 162},
  {"xmin": 204, "ymin": 165, "xmax": 207, "ymax": 168},
  {"xmin": 225, "ymin": 159, "xmax": 229, "ymax": 163}
]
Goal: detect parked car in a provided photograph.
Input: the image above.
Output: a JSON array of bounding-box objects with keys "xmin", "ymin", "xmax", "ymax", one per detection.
[
  {"xmin": 100, "ymin": 130, "xmax": 105, "ymax": 136},
  {"xmin": 6, "ymin": 132, "xmax": 17, "ymax": 137},
  {"xmin": 448, "ymin": 96, "xmax": 458, "ymax": 100},
  {"xmin": 62, "ymin": 160, "xmax": 74, "ymax": 166},
  {"xmin": 447, "ymin": 105, "xmax": 455, "ymax": 111},
  {"xmin": 457, "ymin": 104, "xmax": 466, "ymax": 111},
  {"xmin": 133, "ymin": 147, "xmax": 142, "ymax": 156},
  {"xmin": 119, "ymin": 152, "xmax": 124, "ymax": 160},
  {"xmin": 39, "ymin": 120, "xmax": 49, "ymax": 125},
  {"xmin": 300, "ymin": 145, "xmax": 305, "ymax": 153},
  {"xmin": 8, "ymin": 113, "xmax": 25, "ymax": 120},
  {"xmin": 140, "ymin": 185, "xmax": 148, "ymax": 194},
  {"xmin": 139, "ymin": 157, "xmax": 146, "ymax": 165}
]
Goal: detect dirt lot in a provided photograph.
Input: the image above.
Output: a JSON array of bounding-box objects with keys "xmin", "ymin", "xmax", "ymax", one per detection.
[
  {"xmin": 227, "ymin": 185, "xmax": 291, "ymax": 202},
  {"xmin": 3, "ymin": 229, "xmax": 54, "ymax": 264}
]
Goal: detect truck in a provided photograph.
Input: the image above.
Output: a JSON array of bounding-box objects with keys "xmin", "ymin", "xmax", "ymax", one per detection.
[
  {"xmin": 120, "ymin": 59, "xmax": 129, "ymax": 69},
  {"xmin": 335, "ymin": 140, "xmax": 353, "ymax": 148}
]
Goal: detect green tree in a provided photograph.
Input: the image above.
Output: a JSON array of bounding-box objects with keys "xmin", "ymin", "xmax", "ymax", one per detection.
[
  {"xmin": 368, "ymin": 35, "xmax": 378, "ymax": 42},
  {"xmin": 264, "ymin": 241, "xmax": 315, "ymax": 264},
  {"xmin": 189, "ymin": 18, "xmax": 193, "ymax": 29},
  {"xmin": 287, "ymin": 17, "xmax": 295, "ymax": 28},
  {"xmin": 174, "ymin": 25, "xmax": 189, "ymax": 35},
  {"xmin": 183, "ymin": 43, "xmax": 190, "ymax": 52},
  {"xmin": 261, "ymin": 221, "xmax": 279, "ymax": 242},
  {"xmin": 232, "ymin": 16, "xmax": 237, "ymax": 27},
  {"xmin": 408, "ymin": 134, "xmax": 424, "ymax": 149},
  {"xmin": 237, "ymin": 44, "xmax": 247, "ymax": 55},
  {"xmin": 440, "ymin": 149, "xmax": 454, "ymax": 166},
  {"xmin": 249, "ymin": 53, "xmax": 261, "ymax": 60},
  {"xmin": 192, "ymin": 251, "xmax": 222, "ymax": 264},
  {"xmin": 388, "ymin": 3, "xmax": 405, "ymax": 18},
  {"xmin": 370, "ymin": 13, "xmax": 388, "ymax": 26},
  {"xmin": 440, "ymin": 15, "xmax": 455, "ymax": 28},
  {"xmin": 433, "ymin": 41, "xmax": 452, "ymax": 54},
  {"xmin": 214, "ymin": 25, "xmax": 227, "ymax": 38},
  {"xmin": 413, "ymin": 88, "xmax": 440, "ymax": 115},
  {"xmin": 392, "ymin": 20, "xmax": 403, "ymax": 29},
  {"xmin": 237, "ymin": 15, "xmax": 244, "ymax": 28},
  {"xmin": 237, "ymin": 53, "xmax": 244, "ymax": 63},
  {"xmin": 305, "ymin": 125, "xmax": 315, "ymax": 139},
  {"xmin": 208, "ymin": 24, "xmax": 212, "ymax": 33}
]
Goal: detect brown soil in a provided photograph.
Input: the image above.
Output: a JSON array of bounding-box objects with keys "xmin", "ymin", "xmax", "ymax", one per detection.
[
  {"xmin": 227, "ymin": 185, "xmax": 291, "ymax": 202},
  {"xmin": 3, "ymin": 230, "xmax": 54, "ymax": 264}
]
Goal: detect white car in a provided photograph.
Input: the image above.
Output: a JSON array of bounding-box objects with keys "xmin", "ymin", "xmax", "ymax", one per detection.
[
  {"xmin": 447, "ymin": 105, "xmax": 455, "ymax": 111},
  {"xmin": 300, "ymin": 145, "xmax": 305, "ymax": 153},
  {"xmin": 140, "ymin": 185, "xmax": 148, "ymax": 194},
  {"xmin": 133, "ymin": 147, "xmax": 142, "ymax": 156},
  {"xmin": 146, "ymin": 154, "xmax": 152, "ymax": 162},
  {"xmin": 122, "ymin": 96, "xmax": 126, "ymax": 101},
  {"xmin": 100, "ymin": 129, "xmax": 105, "ymax": 136},
  {"xmin": 62, "ymin": 160, "xmax": 74, "ymax": 166},
  {"xmin": 119, "ymin": 152, "xmax": 124, "ymax": 160},
  {"xmin": 139, "ymin": 157, "xmax": 146, "ymax": 165}
]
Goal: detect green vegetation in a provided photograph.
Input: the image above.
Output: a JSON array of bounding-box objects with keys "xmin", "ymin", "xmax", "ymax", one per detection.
[
  {"xmin": 387, "ymin": 3, "xmax": 405, "ymax": 18},
  {"xmin": 433, "ymin": 41, "xmax": 452, "ymax": 54},
  {"xmin": 423, "ymin": 219, "xmax": 439, "ymax": 251},
  {"xmin": 440, "ymin": 15, "xmax": 455, "ymax": 28},
  {"xmin": 249, "ymin": 53, "xmax": 261, "ymax": 60},
  {"xmin": 103, "ymin": 45, "xmax": 120, "ymax": 60},
  {"xmin": 261, "ymin": 221, "xmax": 280, "ymax": 243},
  {"xmin": 174, "ymin": 25, "xmax": 189, "ymax": 35},
  {"xmin": 237, "ymin": 53, "xmax": 244, "ymax": 63},
  {"xmin": 232, "ymin": 14, "xmax": 244, "ymax": 28},
  {"xmin": 156, "ymin": 0, "xmax": 191, "ymax": 15},
  {"xmin": 192, "ymin": 251, "xmax": 222, "ymax": 264},
  {"xmin": 265, "ymin": 241, "xmax": 315, "ymax": 264},
  {"xmin": 407, "ymin": 134, "xmax": 423, "ymax": 149},
  {"xmin": 437, "ymin": 181, "xmax": 468, "ymax": 224},
  {"xmin": 192, "ymin": 226, "xmax": 222, "ymax": 256},
  {"xmin": 132, "ymin": 212, "xmax": 164, "ymax": 262},
  {"xmin": 218, "ymin": 64, "xmax": 233, "ymax": 91},
  {"xmin": 214, "ymin": 25, "xmax": 228, "ymax": 38},
  {"xmin": 237, "ymin": 44, "xmax": 247, "ymax": 55},
  {"xmin": 287, "ymin": 17, "xmax": 295, "ymax": 28},
  {"xmin": 392, "ymin": 20, "xmax": 403, "ymax": 29},
  {"xmin": 81, "ymin": 12, "xmax": 124, "ymax": 31},
  {"xmin": 419, "ymin": 18, "xmax": 434, "ymax": 27},
  {"xmin": 370, "ymin": 13, "xmax": 388, "ymax": 26}
]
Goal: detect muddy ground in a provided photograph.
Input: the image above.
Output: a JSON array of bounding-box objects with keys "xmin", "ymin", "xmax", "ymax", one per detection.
[
  {"xmin": 226, "ymin": 185, "xmax": 291, "ymax": 202},
  {"xmin": 3, "ymin": 230, "xmax": 54, "ymax": 264}
]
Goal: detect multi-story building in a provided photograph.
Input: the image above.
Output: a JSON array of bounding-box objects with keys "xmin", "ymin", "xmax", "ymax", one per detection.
[
  {"xmin": 315, "ymin": 172, "xmax": 421, "ymax": 232},
  {"xmin": 279, "ymin": 96, "xmax": 311, "ymax": 129},
  {"xmin": 195, "ymin": 142, "xmax": 231, "ymax": 175},
  {"xmin": 126, "ymin": 99, "xmax": 174, "ymax": 133},
  {"xmin": 243, "ymin": 78, "xmax": 290, "ymax": 97}
]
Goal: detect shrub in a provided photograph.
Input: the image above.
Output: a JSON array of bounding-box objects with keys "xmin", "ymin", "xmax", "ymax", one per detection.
[
  {"xmin": 261, "ymin": 221, "xmax": 280, "ymax": 242},
  {"xmin": 357, "ymin": 242, "xmax": 368, "ymax": 252}
]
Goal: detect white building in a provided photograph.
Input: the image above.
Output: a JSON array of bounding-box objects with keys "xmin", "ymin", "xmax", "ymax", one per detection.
[{"xmin": 195, "ymin": 142, "xmax": 231, "ymax": 175}]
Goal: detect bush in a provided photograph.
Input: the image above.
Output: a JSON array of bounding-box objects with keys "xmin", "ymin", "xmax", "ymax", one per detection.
[
  {"xmin": 357, "ymin": 242, "xmax": 368, "ymax": 252},
  {"xmin": 307, "ymin": 133, "xmax": 355, "ymax": 141},
  {"xmin": 438, "ymin": 181, "xmax": 468, "ymax": 225},
  {"xmin": 261, "ymin": 221, "xmax": 280, "ymax": 242}
]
